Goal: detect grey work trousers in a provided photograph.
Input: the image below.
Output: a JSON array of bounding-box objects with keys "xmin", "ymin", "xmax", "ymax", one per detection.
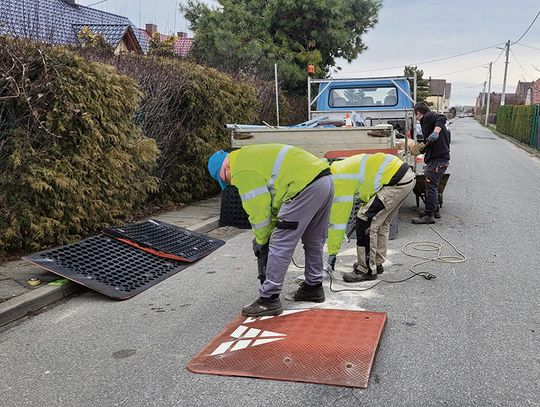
[{"xmin": 260, "ymin": 175, "xmax": 334, "ymax": 298}]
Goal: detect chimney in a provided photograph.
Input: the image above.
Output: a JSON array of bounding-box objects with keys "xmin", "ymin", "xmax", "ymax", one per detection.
[
  {"xmin": 177, "ymin": 31, "xmax": 187, "ymax": 38},
  {"xmin": 63, "ymin": 0, "xmax": 76, "ymax": 4},
  {"xmin": 146, "ymin": 23, "xmax": 158, "ymax": 37}
]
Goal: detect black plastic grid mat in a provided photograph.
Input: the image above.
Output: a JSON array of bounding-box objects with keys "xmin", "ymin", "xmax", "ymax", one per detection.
[
  {"xmin": 23, "ymin": 236, "xmax": 188, "ymax": 299},
  {"xmin": 102, "ymin": 220, "xmax": 225, "ymax": 263},
  {"xmin": 219, "ymin": 185, "xmax": 251, "ymax": 229}
]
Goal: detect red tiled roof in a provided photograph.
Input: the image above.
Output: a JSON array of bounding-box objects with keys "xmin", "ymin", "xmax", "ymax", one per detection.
[
  {"xmin": 174, "ymin": 37, "xmax": 193, "ymax": 57},
  {"xmin": 139, "ymin": 28, "xmax": 193, "ymax": 57}
]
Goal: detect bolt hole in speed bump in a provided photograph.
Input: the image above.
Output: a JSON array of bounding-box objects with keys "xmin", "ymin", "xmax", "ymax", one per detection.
[{"xmin": 187, "ymin": 309, "xmax": 387, "ymax": 388}]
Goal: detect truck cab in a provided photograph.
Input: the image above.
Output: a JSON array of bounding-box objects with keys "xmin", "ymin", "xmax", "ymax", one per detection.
[{"xmin": 310, "ymin": 77, "xmax": 416, "ymax": 138}]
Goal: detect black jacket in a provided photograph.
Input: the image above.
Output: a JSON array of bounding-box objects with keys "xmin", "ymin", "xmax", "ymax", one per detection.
[{"xmin": 420, "ymin": 111, "xmax": 450, "ymax": 163}]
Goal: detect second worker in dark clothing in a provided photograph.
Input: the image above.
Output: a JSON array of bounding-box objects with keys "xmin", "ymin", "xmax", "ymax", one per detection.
[{"xmin": 411, "ymin": 102, "xmax": 450, "ymax": 224}]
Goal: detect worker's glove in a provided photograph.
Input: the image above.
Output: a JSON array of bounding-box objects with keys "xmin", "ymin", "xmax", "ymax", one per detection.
[
  {"xmin": 410, "ymin": 142, "xmax": 425, "ymax": 156},
  {"xmin": 252, "ymin": 239, "xmax": 269, "ymax": 258},
  {"xmin": 325, "ymin": 255, "xmax": 337, "ymax": 272},
  {"xmin": 426, "ymin": 132, "xmax": 440, "ymax": 144}
]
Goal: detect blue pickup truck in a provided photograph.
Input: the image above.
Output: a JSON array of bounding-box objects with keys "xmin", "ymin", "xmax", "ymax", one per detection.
[{"xmin": 309, "ymin": 76, "xmax": 420, "ymax": 139}]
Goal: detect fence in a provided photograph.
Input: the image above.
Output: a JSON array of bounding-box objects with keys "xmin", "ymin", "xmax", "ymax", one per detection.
[
  {"xmin": 532, "ymin": 104, "xmax": 540, "ymax": 149},
  {"xmin": 496, "ymin": 104, "xmax": 540, "ymax": 149}
]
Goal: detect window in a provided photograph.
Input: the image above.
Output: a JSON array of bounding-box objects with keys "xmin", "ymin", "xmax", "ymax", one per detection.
[{"xmin": 329, "ymin": 86, "xmax": 398, "ymax": 107}]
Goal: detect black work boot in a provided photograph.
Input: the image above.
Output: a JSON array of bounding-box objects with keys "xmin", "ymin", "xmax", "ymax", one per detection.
[
  {"xmin": 421, "ymin": 211, "xmax": 441, "ymax": 219},
  {"xmin": 286, "ymin": 282, "xmax": 325, "ymax": 303},
  {"xmin": 242, "ymin": 296, "xmax": 283, "ymax": 317},
  {"xmin": 411, "ymin": 214, "xmax": 435, "ymax": 224},
  {"xmin": 342, "ymin": 270, "xmax": 377, "ymax": 283},
  {"xmin": 355, "ymin": 262, "xmax": 384, "ymax": 274}
]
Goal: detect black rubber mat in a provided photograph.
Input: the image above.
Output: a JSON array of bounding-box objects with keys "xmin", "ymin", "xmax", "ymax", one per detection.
[
  {"xmin": 102, "ymin": 220, "xmax": 225, "ymax": 262},
  {"xmin": 219, "ymin": 185, "xmax": 251, "ymax": 229},
  {"xmin": 23, "ymin": 236, "xmax": 188, "ymax": 299}
]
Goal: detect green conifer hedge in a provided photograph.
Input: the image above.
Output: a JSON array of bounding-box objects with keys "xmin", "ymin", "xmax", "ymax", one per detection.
[
  {"xmin": 496, "ymin": 105, "xmax": 535, "ymax": 145},
  {"xmin": 0, "ymin": 39, "xmax": 158, "ymax": 253}
]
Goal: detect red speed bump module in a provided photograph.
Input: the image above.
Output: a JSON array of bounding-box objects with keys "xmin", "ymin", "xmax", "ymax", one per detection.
[{"xmin": 187, "ymin": 308, "xmax": 386, "ymax": 388}]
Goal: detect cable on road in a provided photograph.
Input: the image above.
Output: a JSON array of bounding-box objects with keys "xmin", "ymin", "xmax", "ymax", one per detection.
[{"xmin": 292, "ymin": 225, "xmax": 467, "ymax": 293}]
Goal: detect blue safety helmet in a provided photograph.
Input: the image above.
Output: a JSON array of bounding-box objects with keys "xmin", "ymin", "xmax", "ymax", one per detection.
[{"xmin": 207, "ymin": 150, "xmax": 229, "ymax": 190}]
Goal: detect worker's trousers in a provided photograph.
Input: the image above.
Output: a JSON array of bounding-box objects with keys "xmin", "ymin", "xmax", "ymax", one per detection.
[
  {"xmin": 424, "ymin": 159, "xmax": 449, "ymax": 215},
  {"xmin": 356, "ymin": 168, "xmax": 415, "ymax": 274},
  {"xmin": 260, "ymin": 175, "xmax": 334, "ymax": 298}
]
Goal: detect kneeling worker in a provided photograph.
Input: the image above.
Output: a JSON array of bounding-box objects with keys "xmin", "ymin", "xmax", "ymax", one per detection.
[
  {"xmin": 207, "ymin": 144, "xmax": 334, "ymax": 317},
  {"xmin": 327, "ymin": 153, "xmax": 415, "ymax": 282}
]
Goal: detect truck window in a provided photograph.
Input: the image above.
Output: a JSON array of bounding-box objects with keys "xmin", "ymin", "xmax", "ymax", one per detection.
[{"xmin": 329, "ymin": 86, "xmax": 398, "ymax": 107}]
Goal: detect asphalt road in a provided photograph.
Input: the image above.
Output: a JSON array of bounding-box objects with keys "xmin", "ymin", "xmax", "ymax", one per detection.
[{"xmin": 1, "ymin": 118, "xmax": 539, "ymax": 407}]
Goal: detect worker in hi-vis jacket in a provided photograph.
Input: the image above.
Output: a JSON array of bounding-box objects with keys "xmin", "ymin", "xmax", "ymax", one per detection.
[
  {"xmin": 326, "ymin": 153, "xmax": 415, "ymax": 282},
  {"xmin": 207, "ymin": 144, "xmax": 334, "ymax": 317}
]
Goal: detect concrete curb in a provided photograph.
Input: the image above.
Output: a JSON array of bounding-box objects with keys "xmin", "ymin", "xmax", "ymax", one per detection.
[
  {"xmin": 485, "ymin": 125, "xmax": 540, "ymax": 158},
  {"xmin": 0, "ymin": 215, "xmax": 221, "ymax": 328}
]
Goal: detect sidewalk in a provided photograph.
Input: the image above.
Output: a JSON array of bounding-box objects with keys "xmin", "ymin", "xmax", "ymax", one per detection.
[{"xmin": 0, "ymin": 196, "xmax": 221, "ymax": 328}]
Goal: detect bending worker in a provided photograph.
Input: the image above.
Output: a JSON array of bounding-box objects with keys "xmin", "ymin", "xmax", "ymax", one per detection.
[
  {"xmin": 410, "ymin": 101, "xmax": 451, "ymax": 224},
  {"xmin": 326, "ymin": 153, "xmax": 415, "ymax": 282},
  {"xmin": 207, "ymin": 144, "xmax": 334, "ymax": 317}
]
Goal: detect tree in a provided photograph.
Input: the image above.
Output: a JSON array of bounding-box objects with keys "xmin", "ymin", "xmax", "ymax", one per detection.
[
  {"xmin": 77, "ymin": 26, "xmax": 113, "ymax": 56},
  {"xmin": 182, "ymin": 0, "xmax": 381, "ymax": 93},
  {"xmin": 404, "ymin": 66, "xmax": 430, "ymax": 103},
  {"xmin": 148, "ymin": 33, "xmax": 177, "ymax": 58}
]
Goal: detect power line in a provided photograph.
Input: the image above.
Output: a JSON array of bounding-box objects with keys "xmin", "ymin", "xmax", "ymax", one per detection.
[
  {"xmin": 493, "ymin": 47, "xmax": 506, "ymax": 64},
  {"xmin": 510, "ymin": 48, "xmax": 534, "ymax": 81},
  {"xmin": 516, "ymin": 43, "xmax": 540, "ymax": 52},
  {"xmin": 88, "ymin": 0, "xmax": 108, "ymax": 6},
  {"xmin": 434, "ymin": 64, "xmax": 487, "ymax": 77},
  {"xmin": 513, "ymin": 10, "xmax": 540, "ymax": 44},
  {"xmin": 338, "ymin": 42, "xmax": 506, "ymax": 75},
  {"xmin": 452, "ymin": 83, "xmax": 485, "ymax": 90}
]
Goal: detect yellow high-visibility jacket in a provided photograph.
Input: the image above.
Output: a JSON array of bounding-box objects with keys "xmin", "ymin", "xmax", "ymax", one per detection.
[
  {"xmin": 327, "ymin": 153, "xmax": 405, "ymax": 255},
  {"xmin": 230, "ymin": 144, "xmax": 329, "ymax": 245}
]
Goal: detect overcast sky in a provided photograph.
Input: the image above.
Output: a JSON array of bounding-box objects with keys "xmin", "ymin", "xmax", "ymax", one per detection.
[{"xmin": 78, "ymin": 0, "xmax": 540, "ymax": 106}]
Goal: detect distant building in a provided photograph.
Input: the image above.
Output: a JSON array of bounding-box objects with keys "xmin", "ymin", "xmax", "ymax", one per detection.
[
  {"xmin": 474, "ymin": 91, "xmax": 520, "ymax": 122},
  {"xmin": 426, "ymin": 78, "xmax": 451, "ymax": 113},
  {"xmin": 524, "ymin": 79, "xmax": 540, "ymax": 105},
  {"xmin": 0, "ymin": 0, "xmax": 146, "ymax": 54},
  {"xmin": 140, "ymin": 24, "xmax": 193, "ymax": 57},
  {"xmin": 516, "ymin": 81, "xmax": 533, "ymax": 104}
]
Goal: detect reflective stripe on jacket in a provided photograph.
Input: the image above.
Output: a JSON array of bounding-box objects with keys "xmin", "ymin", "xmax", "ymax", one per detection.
[
  {"xmin": 327, "ymin": 153, "xmax": 404, "ymax": 255},
  {"xmin": 230, "ymin": 144, "xmax": 329, "ymax": 245}
]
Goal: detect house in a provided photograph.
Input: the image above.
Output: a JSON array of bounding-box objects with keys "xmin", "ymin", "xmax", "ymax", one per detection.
[
  {"xmin": 141, "ymin": 24, "xmax": 193, "ymax": 57},
  {"xmin": 516, "ymin": 81, "xmax": 533, "ymax": 104},
  {"xmin": 474, "ymin": 91, "xmax": 520, "ymax": 119},
  {"xmin": 0, "ymin": 0, "xmax": 147, "ymax": 54},
  {"xmin": 524, "ymin": 79, "xmax": 540, "ymax": 105},
  {"xmin": 426, "ymin": 78, "xmax": 452, "ymax": 113}
]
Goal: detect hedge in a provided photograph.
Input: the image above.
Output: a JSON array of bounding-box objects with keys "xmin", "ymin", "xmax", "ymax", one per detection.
[
  {"xmin": 496, "ymin": 105, "xmax": 536, "ymax": 145},
  {"xmin": 0, "ymin": 39, "xmax": 158, "ymax": 254},
  {"xmin": 0, "ymin": 39, "xmax": 291, "ymax": 255},
  {"xmin": 83, "ymin": 53, "xmax": 259, "ymax": 204}
]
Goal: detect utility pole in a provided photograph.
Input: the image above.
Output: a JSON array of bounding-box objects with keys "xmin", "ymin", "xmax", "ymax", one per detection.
[
  {"xmin": 500, "ymin": 40, "xmax": 511, "ymax": 106},
  {"xmin": 485, "ymin": 62, "xmax": 492, "ymax": 126},
  {"xmin": 274, "ymin": 63, "xmax": 280, "ymax": 126}
]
